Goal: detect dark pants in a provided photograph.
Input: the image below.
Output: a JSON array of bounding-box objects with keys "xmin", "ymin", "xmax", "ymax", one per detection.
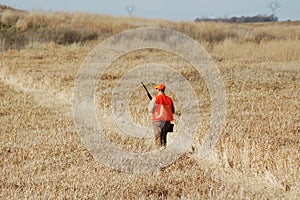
[{"xmin": 153, "ymin": 121, "xmax": 171, "ymax": 147}]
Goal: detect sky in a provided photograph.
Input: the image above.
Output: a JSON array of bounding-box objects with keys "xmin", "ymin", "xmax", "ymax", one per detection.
[{"xmin": 1, "ymin": 0, "xmax": 300, "ymax": 21}]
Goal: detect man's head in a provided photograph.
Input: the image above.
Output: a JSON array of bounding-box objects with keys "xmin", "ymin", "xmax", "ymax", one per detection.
[{"xmin": 155, "ymin": 83, "xmax": 165, "ymax": 93}]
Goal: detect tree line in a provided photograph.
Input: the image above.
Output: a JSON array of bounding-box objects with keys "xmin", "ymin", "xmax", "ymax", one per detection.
[{"xmin": 195, "ymin": 14, "xmax": 278, "ymax": 23}]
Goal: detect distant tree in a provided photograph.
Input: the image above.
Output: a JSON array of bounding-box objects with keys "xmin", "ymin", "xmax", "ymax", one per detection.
[
  {"xmin": 267, "ymin": 0, "xmax": 280, "ymax": 20},
  {"xmin": 126, "ymin": 4, "xmax": 134, "ymax": 16}
]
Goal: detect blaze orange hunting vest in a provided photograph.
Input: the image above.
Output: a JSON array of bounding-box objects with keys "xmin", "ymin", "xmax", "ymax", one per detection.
[{"xmin": 152, "ymin": 94, "xmax": 174, "ymax": 121}]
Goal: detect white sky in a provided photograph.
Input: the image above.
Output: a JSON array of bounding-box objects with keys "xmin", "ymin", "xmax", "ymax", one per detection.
[{"xmin": 1, "ymin": 0, "xmax": 299, "ymax": 21}]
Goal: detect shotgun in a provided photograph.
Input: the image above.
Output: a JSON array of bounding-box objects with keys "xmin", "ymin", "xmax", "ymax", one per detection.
[{"xmin": 141, "ymin": 82, "xmax": 152, "ymax": 100}]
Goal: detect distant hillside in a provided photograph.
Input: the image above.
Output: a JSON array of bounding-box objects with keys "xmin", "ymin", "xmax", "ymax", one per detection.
[
  {"xmin": 1, "ymin": 4, "xmax": 300, "ymax": 52},
  {"xmin": 0, "ymin": 4, "xmax": 101, "ymax": 51},
  {"xmin": 0, "ymin": 4, "xmax": 25, "ymax": 13}
]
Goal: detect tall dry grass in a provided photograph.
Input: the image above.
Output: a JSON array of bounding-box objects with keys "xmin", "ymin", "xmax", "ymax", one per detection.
[
  {"xmin": 0, "ymin": 7, "xmax": 300, "ymax": 199},
  {"xmin": 1, "ymin": 7, "xmax": 300, "ymax": 50}
]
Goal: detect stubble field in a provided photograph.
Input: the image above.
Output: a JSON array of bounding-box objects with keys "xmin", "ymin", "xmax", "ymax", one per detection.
[{"xmin": 1, "ymin": 8, "xmax": 300, "ymax": 199}]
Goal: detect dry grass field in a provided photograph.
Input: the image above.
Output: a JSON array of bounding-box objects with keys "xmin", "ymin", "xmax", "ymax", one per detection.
[{"xmin": 1, "ymin": 7, "xmax": 300, "ymax": 199}]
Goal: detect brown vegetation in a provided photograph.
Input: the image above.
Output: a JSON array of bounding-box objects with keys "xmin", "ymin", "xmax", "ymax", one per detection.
[
  {"xmin": 0, "ymin": 6, "xmax": 299, "ymax": 199},
  {"xmin": 1, "ymin": 6, "xmax": 300, "ymax": 51}
]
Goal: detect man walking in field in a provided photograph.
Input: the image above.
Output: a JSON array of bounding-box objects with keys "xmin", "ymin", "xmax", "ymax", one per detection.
[{"xmin": 148, "ymin": 83, "xmax": 174, "ymax": 148}]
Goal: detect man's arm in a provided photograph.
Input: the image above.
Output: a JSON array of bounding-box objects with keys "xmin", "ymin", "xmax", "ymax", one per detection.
[{"xmin": 148, "ymin": 98, "xmax": 156, "ymax": 113}]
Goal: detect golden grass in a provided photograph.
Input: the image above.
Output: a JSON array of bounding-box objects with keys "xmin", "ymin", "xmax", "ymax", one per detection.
[
  {"xmin": 2, "ymin": 8, "xmax": 300, "ymax": 50},
  {"xmin": 0, "ymin": 8, "xmax": 300, "ymax": 199}
]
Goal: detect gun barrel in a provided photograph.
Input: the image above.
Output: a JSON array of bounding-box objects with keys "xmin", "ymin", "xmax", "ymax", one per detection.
[{"xmin": 141, "ymin": 82, "xmax": 152, "ymax": 100}]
